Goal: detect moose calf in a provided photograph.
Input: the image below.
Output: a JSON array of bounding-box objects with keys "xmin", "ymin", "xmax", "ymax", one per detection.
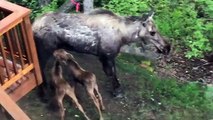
[
  {"xmin": 51, "ymin": 49, "xmax": 105, "ymax": 120},
  {"xmin": 50, "ymin": 60, "xmax": 90, "ymax": 120}
]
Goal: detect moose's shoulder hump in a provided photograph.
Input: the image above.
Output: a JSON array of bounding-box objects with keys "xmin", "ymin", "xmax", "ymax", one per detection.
[{"xmin": 88, "ymin": 9, "xmax": 117, "ymax": 17}]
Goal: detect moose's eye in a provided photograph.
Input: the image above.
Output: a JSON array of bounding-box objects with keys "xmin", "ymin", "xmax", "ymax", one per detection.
[
  {"xmin": 150, "ymin": 31, "xmax": 156, "ymax": 36},
  {"xmin": 142, "ymin": 22, "xmax": 146, "ymax": 27}
]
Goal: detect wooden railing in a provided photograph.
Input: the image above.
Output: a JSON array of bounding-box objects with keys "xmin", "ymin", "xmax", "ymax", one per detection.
[
  {"xmin": 0, "ymin": 87, "xmax": 31, "ymax": 120},
  {"xmin": 0, "ymin": 1, "xmax": 43, "ymax": 119}
]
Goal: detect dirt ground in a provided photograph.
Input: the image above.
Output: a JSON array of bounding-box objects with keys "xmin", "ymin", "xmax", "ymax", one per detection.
[
  {"xmin": 18, "ymin": 52, "xmax": 146, "ymax": 120},
  {"xmin": 17, "ymin": 51, "xmax": 213, "ymax": 120},
  {"xmin": 155, "ymin": 51, "xmax": 213, "ymax": 84}
]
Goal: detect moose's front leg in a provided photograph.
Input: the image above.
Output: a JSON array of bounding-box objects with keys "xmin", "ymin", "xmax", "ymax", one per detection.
[{"xmin": 99, "ymin": 56, "xmax": 123, "ymax": 98}]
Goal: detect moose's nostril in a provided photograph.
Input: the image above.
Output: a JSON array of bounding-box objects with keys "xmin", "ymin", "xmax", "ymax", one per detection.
[
  {"xmin": 163, "ymin": 45, "xmax": 171, "ymax": 55},
  {"xmin": 167, "ymin": 44, "xmax": 171, "ymax": 53},
  {"xmin": 150, "ymin": 31, "xmax": 156, "ymax": 36}
]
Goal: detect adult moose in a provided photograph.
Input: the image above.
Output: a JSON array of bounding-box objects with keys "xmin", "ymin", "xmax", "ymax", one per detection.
[{"xmin": 32, "ymin": 9, "xmax": 170, "ymax": 98}]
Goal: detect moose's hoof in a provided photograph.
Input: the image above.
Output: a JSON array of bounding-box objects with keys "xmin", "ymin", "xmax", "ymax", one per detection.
[
  {"xmin": 101, "ymin": 105, "xmax": 106, "ymax": 111},
  {"xmin": 112, "ymin": 87, "xmax": 124, "ymax": 98}
]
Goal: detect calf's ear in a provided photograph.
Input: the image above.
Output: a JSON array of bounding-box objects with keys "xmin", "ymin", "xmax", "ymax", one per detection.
[{"xmin": 66, "ymin": 54, "xmax": 75, "ymax": 60}]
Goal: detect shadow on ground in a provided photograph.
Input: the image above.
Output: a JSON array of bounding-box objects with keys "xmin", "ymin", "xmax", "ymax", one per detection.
[{"xmin": 17, "ymin": 52, "xmax": 213, "ymax": 120}]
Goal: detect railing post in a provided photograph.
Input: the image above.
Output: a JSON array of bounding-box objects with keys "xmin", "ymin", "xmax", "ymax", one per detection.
[
  {"xmin": 23, "ymin": 15, "xmax": 42, "ymax": 84},
  {"xmin": 22, "ymin": 15, "xmax": 43, "ymax": 85}
]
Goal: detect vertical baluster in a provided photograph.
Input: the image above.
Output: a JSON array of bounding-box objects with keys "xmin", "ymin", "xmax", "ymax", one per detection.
[
  {"xmin": 6, "ymin": 32, "xmax": 18, "ymax": 74},
  {"xmin": 0, "ymin": 67, "xmax": 4, "ymax": 85},
  {"xmin": 0, "ymin": 11, "xmax": 4, "ymax": 20},
  {"xmin": 12, "ymin": 28, "xmax": 24, "ymax": 69},
  {"xmin": 0, "ymin": 37, "xmax": 4, "ymax": 84},
  {"xmin": 0, "ymin": 36, "xmax": 10, "ymax": 79},
  {"xmin": 20, "ymin": 22, "xmax": 32, "ymax": 64}
]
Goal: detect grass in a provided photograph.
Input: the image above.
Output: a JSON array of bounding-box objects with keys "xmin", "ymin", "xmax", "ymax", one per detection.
[{"xmin": 116, "ymin": 53, "xmax": 213, "ymax": 120}]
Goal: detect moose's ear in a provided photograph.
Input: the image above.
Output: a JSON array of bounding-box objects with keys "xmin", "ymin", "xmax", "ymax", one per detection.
[
  {"xmin": 148, "ymin": 11, "xmax": 155, "ymax": 20},
  {"xmin": 142, "ymin": 22, "xmax": 146, "ymax": 27},
  {"xmin": 141, "ymin": 10, "xmax": 155, "ymax": 22},
  {"xmin": 141, "ymin": 12, "xmax": 149, "ymax": 21},
  {"xmin": 66, "ymin": 53, "xmax": 74, "ymax": 60}
]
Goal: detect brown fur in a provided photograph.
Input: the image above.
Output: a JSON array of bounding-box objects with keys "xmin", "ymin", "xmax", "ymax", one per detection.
[
  {"xmin": 50, "ymin": 60, "xmax": 90, "ymax": 120},
  {"xmin": 53, "ymin": 49, "xmax": 105, "ymax": 120}
]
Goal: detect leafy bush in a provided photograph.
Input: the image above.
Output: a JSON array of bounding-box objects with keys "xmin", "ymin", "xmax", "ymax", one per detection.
[
  {"xmin": 104, "ymin": 0, "xmax": 213, "ymax": 58},
  {"xmin": 104, "ymin": 0, "xmax": 150, "ymax": 15},
  {"xmin": 35, "ymin": 0, "xmax": 59, "ymax": 18},
  {"xmin": 9, "ymin": 0, "xmax": 64, "ymax": 20},
  {"xmin": 152, "ymin": 0, "xmax": 212, "ymax": 58}
]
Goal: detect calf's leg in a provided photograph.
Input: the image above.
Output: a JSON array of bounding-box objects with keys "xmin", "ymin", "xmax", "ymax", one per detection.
[
  {"xmin": 66, "ymin": 86, "xmax": 90, "ymax": 120},
  {"xmin": 86, "ymin": 87, "xmax": 103, "ymax": 120},
  {"xmin": 94, "ymin": 84, "xmax": 105, "ymax": 111}
]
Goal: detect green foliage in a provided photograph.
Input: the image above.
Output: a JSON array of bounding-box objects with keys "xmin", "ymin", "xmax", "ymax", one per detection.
[
  {"xmin": 104, "ymin": 0, "xmax": 213, "ymax": 58},
  {"xmin": 35, "ymin": 0, "xmax": 59, "ymax": 18},
  {"xmin": 152, "ymin": 0, "xmax": 212, "ymax": 58},
  {"xmin": 94, "ymin": 0, "xmax": 109, "ymax": 7},
  {"xmin": 104, "ymin": 0, "xmax": 149, "ymax": 15},
  {"xmin": 117, "ymin": 53, "xmax": 213, "ymax": 119},
  {"xmin": 9, "ymin": 0, "xmax": 64, "ymax": 20},
  {"xmin": 9, "ymin": 0, "xmax": 40, "ymax": 20}
]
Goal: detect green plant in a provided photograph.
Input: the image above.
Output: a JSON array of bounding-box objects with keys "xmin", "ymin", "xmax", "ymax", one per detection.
[
  {"xmin": 35, "ymin": 0, "xmax": 59, "ymax": 18},
  {"xmin": 117, "ymin": 53, "xmax": 213, "ymax": 119},
  {"xmin": 104, "ymin": 0, "xmax": 149, "ymax": 15},
  {"xmin": 9, "ymin": 0, "xmax": 64, "ymax": 20},
  {"xmin": 154, "ymin": 1, "xmax": 212, "ymax": 58},
  {"xmin": 8, "ymin": 0, "xmax": 40, "ymax": 20}
]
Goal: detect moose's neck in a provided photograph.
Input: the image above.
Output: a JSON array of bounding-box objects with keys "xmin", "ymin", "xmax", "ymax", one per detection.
[
  {"xmin": 124, "ymin": 26, "xmax": 141, "ymax": 44},
  {"xmin": 52, "ymin": 60, "xmax": 63, "ymax": 83},
  {"xmin": 120, "ymin": 18, "xmax": 141, "ymax": 44},
  {"xmin": 53, "ymin": 61, "xmax": 62, "ymax": 76},
  {"xmin": 67, "ymin": 60, "xmax": 85, "ymax": 77}
]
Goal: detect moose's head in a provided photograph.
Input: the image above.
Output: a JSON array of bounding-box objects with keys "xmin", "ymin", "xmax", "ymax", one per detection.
[
  {"xmin": 139, "ymin": 11, "xmax": 171, "ymax": 55},
  {"xmin": 53, "ymin": 49, "xmax": 75, "ymax": 64}
]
